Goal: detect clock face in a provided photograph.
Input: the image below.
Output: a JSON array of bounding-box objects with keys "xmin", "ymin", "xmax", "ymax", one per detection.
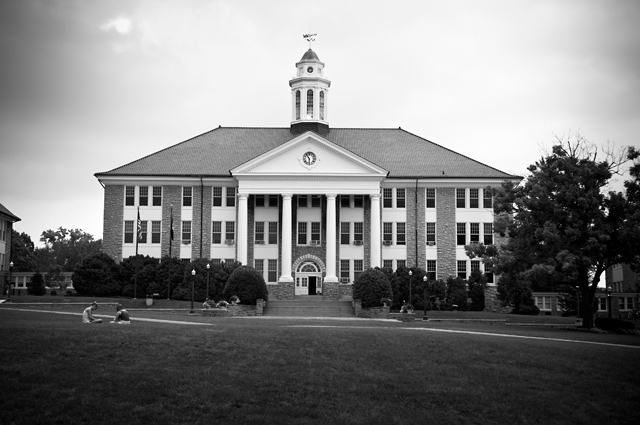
[
  {"xmin": 306, "ymin": 66, "xmax": 314, "ymax": 74},
  {"xmin": 302, "ymin": 151, "xmax": 316, "ymax": 166}
]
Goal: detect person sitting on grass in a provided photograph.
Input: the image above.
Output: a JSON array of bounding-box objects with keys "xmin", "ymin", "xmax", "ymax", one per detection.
[
  {"xmin": 82, "ymin": 302, "xmax": 102, "ymax": 324},
  {"xmin": 110, "ymin": 304, "xmax": 130, "ymax": 324},
  {"xmin": 202, "ymin": 298, "xmax": 214, "ymax": 309}
]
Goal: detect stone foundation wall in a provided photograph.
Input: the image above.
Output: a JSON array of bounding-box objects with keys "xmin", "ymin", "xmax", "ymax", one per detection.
[
  {"xmin": 267, "ymin": 282, "xmax": 294, "ymax": 300},
  {"xmin": 484, "ymin": 286, "xmax": 511, "ymax": 313},
  {"xmin": 323, "ymin": 281, "xmax": 340, "ymax": 300},
  {"xmin": 354, "ymin": 299, "xmax": 390, "ymax": 318},
  {"xmin": 201, "ymin": 299, "xmax": 264, "ymax": 317}
]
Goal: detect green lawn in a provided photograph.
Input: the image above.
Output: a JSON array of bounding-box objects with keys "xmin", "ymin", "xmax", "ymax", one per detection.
[{"xmin": 0, "ymin": 304, "xmax": 639, "ymax": 425}]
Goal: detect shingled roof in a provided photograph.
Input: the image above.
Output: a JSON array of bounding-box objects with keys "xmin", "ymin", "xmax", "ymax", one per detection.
[
  {"xmin": 95, "ymin": 127, "xmax": 519, "ymax": 180},
  {"xmin": 0, "ymin": 202, "xmax": 21, "ymax": 222}
]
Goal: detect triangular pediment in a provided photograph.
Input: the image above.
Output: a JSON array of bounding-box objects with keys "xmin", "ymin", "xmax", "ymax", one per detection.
[{"xmin": 231, "ymin": 132, "xmax": 388, "ymax": 178}]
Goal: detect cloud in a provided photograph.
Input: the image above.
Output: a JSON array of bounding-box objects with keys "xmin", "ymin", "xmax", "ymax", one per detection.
[{"xmin": 101, "ymin": 16, "xmax": 133, "ymax": 35}]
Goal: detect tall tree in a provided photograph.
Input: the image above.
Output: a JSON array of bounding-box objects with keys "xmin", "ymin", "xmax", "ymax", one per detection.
[
  {"xmin": 10, "ymin": 230, "xmax": 37, "ymax": 272},
  {"xmin": 37, "ymin": 227, "xmax": 102, "ymax": 272},
  {"xmin": 467, "ymin": 135, "xmax": 639, "ymax": 328}
]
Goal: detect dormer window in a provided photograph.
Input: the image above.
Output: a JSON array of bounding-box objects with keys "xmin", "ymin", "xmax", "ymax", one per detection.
[
  {"xmin": 320, "ymin": 91, "xmax": 325, "ymax": 120},
  {"xmin": 295, "ymin": 90, "xmax": 301, "ymax": 120},
  {"xmin": 306, "ymin": 90, "xmax": 313, "ymax": 118}
]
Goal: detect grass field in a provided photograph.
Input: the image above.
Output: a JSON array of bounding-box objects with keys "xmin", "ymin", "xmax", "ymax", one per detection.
[{"xmin": 1, "ymin": 301, "xmax": 639, "ymax": 425}]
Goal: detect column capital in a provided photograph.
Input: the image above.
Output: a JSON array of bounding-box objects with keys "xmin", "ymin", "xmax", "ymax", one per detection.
[
  {"xmin": 238, "ymin": 193, "xmax": 249, "ymax": 200},
  {"xmin": 281, "ymin": 193, "xmax": 293, "ymax": 200},
  {"xmin": 370, "ymin": 193, "xmax": 381, "ymax": 200},
  {"xmin": 326, "ymin": 194, "xmax": 337, "ymax": 200}
]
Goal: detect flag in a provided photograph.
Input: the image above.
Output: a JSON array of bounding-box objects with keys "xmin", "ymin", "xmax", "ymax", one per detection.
[
  {"xmin": 137, "ymin": 207, "xmax": 143, "ymax": 241},
  {"xmin": 170, "ymin": 205, "xmax": 174, "ymax": 241}
]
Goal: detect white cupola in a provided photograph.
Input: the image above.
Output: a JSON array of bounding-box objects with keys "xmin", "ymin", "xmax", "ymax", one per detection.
[{"xmin": 289, "ymin": 49, "xmax": 331, "ymax": 135}]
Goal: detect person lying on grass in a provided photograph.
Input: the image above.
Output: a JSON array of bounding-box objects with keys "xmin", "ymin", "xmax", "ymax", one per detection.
[
  {"xmin": 82, "ymin": 302, "xmax": 102, "ymax": 324},
  {"xmin": 110, "ymin": 304, "xmax": 130, "ymax": 324}
]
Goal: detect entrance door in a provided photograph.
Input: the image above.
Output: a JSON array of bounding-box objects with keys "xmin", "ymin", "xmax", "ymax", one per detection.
[{"xmin": 309, "ymin": 276, "xmax": 317, "ymax": 295}]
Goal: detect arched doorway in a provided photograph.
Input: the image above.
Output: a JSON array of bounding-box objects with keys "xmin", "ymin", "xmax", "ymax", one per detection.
[{"xmin": 295, "ymin": 261, "xmax": 323, "ymax": 295}]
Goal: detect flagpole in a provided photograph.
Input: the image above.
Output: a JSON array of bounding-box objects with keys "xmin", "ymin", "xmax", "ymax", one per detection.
[{"xmin": 135, "ymin": 206, "xmax": 140, "ymax": 299}]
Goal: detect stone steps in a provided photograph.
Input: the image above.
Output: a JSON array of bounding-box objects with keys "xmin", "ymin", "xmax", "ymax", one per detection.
[{"xmin": 264, "ymin": 299, "xmax": 354, "ymax": 317}]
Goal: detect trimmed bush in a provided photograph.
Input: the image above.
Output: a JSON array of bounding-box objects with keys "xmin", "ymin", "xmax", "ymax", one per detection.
[
  {"xmin": 72, "ymin": 253, "xmax": 121, "ymax": 297},
  {"xmin": 595, "ymin": 317, "xmax": 635, "ymax": 331},
  {"xmin": 515, "ymin": 304, "xmax": 540, "ymax": 315},
  {"xmin": 353, "ymin": 268, "xmax": 393, "ymax": 308},
  {"xmin": 223, "ymin": 266, "xmax": 268, "ymax": 305},
  {"xmin": 27, "ymin": 272, "xmax": 46, "ymax": 296}
]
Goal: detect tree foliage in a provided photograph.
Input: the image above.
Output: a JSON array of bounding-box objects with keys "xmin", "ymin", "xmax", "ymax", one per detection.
[
  {"xmin": 467, "ymin": 135, "xmax": 640, "ymax": 327},
  {"xmin": 37, "ymin": 227, "xmax": 102, "ymax": 272},
  {"xmin": 27, "ymin": 272, "xmax": 46, "ymax": 295},
  {"xmin": 72, "ymin": 253, "xmax": 121, "ymax": 297},
  {"xmin": 223, "ymin": 266, "xmax": 268, "ymax": 305},
  {"xmin": 352, "ymin": 267, "xmax": 393, "ymax": 308}
]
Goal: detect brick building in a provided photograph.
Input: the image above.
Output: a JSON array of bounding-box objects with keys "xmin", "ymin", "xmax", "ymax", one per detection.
[
  {"xmin": 1, "ymin": 202, "xmax": 21, "ymax": 295},
  {"xmin": 95, "ymin": 49, "xmax": 521, "ymax": 301}
]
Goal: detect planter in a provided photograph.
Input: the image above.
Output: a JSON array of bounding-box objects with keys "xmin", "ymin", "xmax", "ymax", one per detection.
[{"xmin": 146, "ymin": 297, "xmax": 153, "ymax": 307}]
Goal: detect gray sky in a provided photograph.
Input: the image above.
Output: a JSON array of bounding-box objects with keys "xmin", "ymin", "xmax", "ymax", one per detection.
[{"xmin": 1, "ymin": 0, "xmax": 639, "ymax": 247}]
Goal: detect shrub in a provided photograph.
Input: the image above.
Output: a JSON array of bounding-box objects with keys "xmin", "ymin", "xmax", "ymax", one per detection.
[
  {"xmin": 515, "ymin": 304, "xmax": 540, "ymax": 315},
  {"xmin": 445, "ymin": 276, "xmax": 468, "ymax": 311},
  {"xmin": 595, "ymin": 317, "xmax": 635, "ymax": 332},
  {"xmin": 223, "ymin": 266, "xmax": 269, "ymax": 305},
  {"xmin": 353, "ymin": 268, "xmax": 393, "ymax": 308},
  {"xmin": 467, "ymin": 269, "xmax": 487, "ymax": 311},
  {"xmin": 72, "ymin": 253, "xmax": 121, "ymax": 297},
  {"xmin": 27, "ymin": 272, "xmax": 47, "ymax": 296}
]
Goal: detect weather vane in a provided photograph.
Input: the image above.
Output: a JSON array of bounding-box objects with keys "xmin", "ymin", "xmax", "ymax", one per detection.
[{"xmin": 303, "ymin": 33, "xmax": 317, "ymax": 49}]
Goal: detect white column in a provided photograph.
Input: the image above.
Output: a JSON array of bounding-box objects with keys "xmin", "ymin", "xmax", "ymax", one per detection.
[
  {"xmin": 237, "ymin": 193, "xmax": 248, "ymax": 266},
  {"xmin": 324, "ymin": 194, "xmax": 338, "ymax": 282},
  {"xmin": 279, "ymin": 194, "xmax": 293, "ymax": 283},
  {"xmin": 370, "ymin": 193, "xmax": 381, "ymax": 269}
]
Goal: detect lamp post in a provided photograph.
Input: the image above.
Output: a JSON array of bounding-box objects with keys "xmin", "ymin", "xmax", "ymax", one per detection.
[
  {"xmin": 190, "ymin": 269, "xmax": 196, "ymax": 314},
  {"xmin": 206, "ymin": 263, "xmax": 211, "ymax": 300},
  {"xmin": 408, "ymin": 270, "xmax": 412, "ymax": 311},
  {"xmin": 7, "ymin": 261, "xmax": 14, "ymax": 300},
  {"xmin": 423, "ymin": 275, "xmax": 429, "ymax": 321},
  {"xmin": 606, "ymin": 286, "xmax": 612, "ymax": 319}
]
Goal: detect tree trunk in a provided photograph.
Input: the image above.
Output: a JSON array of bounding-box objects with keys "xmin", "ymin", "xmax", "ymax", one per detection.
[{"xmin": 579, "ymin": 267, "xmax": 601, "ymax": 329}]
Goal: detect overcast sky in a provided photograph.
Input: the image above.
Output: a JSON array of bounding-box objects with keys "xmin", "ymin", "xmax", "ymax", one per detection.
[{"xmin": 1, "ymin": 0, "xmax": 639, "ymax": 247}]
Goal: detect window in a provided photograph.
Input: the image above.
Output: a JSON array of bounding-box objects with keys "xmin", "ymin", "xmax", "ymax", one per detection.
[
  {"xmin": 269, "ymin": 195, "xmax": 278, "ymax": 208},
  {"xmin": 456, "ymin": 188, "xmax": 466, "ymax": 208},
  {"xmin": 354, "ymin": 260, "xmax": 363, "ymax": 281},
  {"xmin": 212, "ymin": 187, "xmax": 222, "ymax": 207},
  {"xmin": 295, "ymin": 90, "xmax": 300, "ymax": 120},
  {"xmin": 0, "ymin": 219, "xmax": 5, "ymax": 241},
  {"xmin": 139, "ymin": 186, "xmax": 149, "ymax": 206},
  {"xmin": 397, "ymin": 260, "xmax": 406, "ymax": 269},
  {"xmin": 255, "ymin": 259, "xmax": 264, "ymax": 278},
  {"xmin": 485, "ymin": 264, "xmax": 494, "ymax": 283},
  {"xmin": 212, "ymin": 221, "xmax": 222, "ymax": 244},
  {"xmin": 598, "ymin": 297, "xmax": 607, "ymax": 311},
  {"xmin": 383, "ymin": 222, "xmax": 393, "ymax": 243},
  {"xmin": 457, "ymin": 260, "xmax": 467, "ymax": 279},
  {"xmin": 340, "ymin": 222, "xmax": 350, "ymax": 245},
  {"xmin": 183, "ymin": 187, "xmax": 192, "ymax": 207},
  {"xmin": 340, "ymin": 195, "xmax": 350, "ymax": 208},
  {"xmin": 182, "ymin": 221, "xmax": 191, "ymax": 244},
  {"xmin": 306, "ymin": 89, "xmax": 313, "ymax": 118},
  {"xmin": 383, "ymin": 188, "xmax": 393, "ymax": 208},
  {"xmin": 268, "ymin": 260, "xmax": 278, "ymax": 283},
  {"xmin": 152, "ymin": 187, "xmax": 162, "ymax": 206},
  {"xmin": 469, "ymin": 189, "xmax": 479, "ymax": 208},
  {"xmin": 354, "ymin": 195, "xmax": 364, "ymax": 208},
  {"xmin": 426, "ymin": 188, "xmax": 435, "ymax": 208},
  {"xmin": 125, "ymin": 186, "xmax": 135, "ymax": 206},
  {"xmin": 311, "ymin": 195, "xmax": 320, "ymax": 207},
  {"xmin": 268, "ymin": 222, "xmax": 278, "ymax": 244},
  {"xmin": 310, "ymin": 222, "xmax": 320, "ymax": 243},
  {"xmin": 298, "ymin": 222, "xmax": 307, "ymax": 245},
  {"xmin": 535, "ymin": 296, "xmax": 551, "ymax": 310},
  {"xmin": 139, "ymin": 221, "xmax": 148, "ymax": 243},
  {"xmin": 426, "ymin": 260, "xmax": 437, "ymax": 281},
  {"xmin": 383, "ymin": 260, "xmax": 393, "ymax": 270},
  {"xmin": 396, "ymin": 223, "xmax": 406, "ymax": 245},
  {"xmin": 298, "ymin": 195, "xmax": 308, "ymax": 208},
  {"xmin": 151, "ymin": 221, "xmax": 161, "ymax": 243},
  {"xmin": 227, "ymin": 187, "xmax": 236, "ymax": 207},
  {"xmin": 470, "ymin": 223, "xmax": 480, "ymax": 243},
  {"xmin": 255, "ymin": 195, "xmax": 265, "ymax": 207},
  {"xmin": 124, "ymin": 221, "xmax": 134, "ymax": 243},
  {"xmin": 225, "ymin": 222, "xmax": 235, "ymax": 243},
  {"xmin": 354, "ymin": 222, "xmax": 363, "ymax": 244},
  {"xmin": 396, "ymin": 189, "xmax": 406, "ymax": 208},
  {"xmin": 255, "ymin": 222, "xmax": 264, "ymax": 243},
  {"xmin": 319, "ymin": 91, "xmax": 325, "ymax": 120},
  {"xmin": 483, "ymin": 188, "xmax": 492, "ymax": 208},
  {"xmin": 619, "ymin": 297, "xmax": 634, "ymax": 311},
  {"xmin": 484, "ymin": 223, "xmax": 494, "ymax": 245},
  {"xmin": 457, "ymin": 223, "xmax": 466, "ymax": 245},
  {"xmin": 340, "ymin": 260, "xmax": 350, "ymax": 281},
  {"xmin": 471, "ymin": 260, "xmax": 480, "ymax": 274},
  {"xmin": 426, "ymin": 222, "xmax": 436, "ymax": 245}
]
